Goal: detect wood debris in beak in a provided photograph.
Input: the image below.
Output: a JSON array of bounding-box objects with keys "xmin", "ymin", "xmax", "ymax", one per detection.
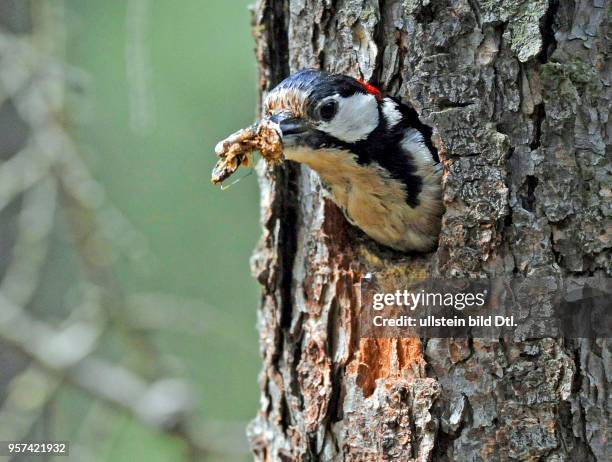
[{"xmin": 211, "ymin": 119, "xmax": 283, "ymax": 185}]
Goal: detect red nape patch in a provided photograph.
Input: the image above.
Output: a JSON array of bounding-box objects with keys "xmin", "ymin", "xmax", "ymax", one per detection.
[{"xmin": 357, "ymin": 79, "xmax": 382, "ymax": 99}]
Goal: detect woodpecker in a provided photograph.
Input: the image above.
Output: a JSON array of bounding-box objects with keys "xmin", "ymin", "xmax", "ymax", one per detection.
[{"xmin": 261, "ymin": 69, "xmax": 443, "ymax": 252}]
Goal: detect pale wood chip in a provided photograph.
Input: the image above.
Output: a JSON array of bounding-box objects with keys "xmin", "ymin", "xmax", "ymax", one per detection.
[{"xmin": 211, "ymin": 120, "xmax": 283, "ymax": 185}]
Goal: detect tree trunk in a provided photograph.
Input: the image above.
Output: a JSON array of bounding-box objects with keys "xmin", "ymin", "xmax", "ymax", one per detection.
[{"xmin": 248, "ymin": 0, "xmax": 610, "ymax": 460}]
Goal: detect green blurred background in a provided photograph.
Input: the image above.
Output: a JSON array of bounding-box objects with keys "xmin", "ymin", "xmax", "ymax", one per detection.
[
  {"xmin": 67, "ymin": 0, "xmax": 260, "ymax": 322},
  {"xmin": 67, "ymin": 0, "xmax": 261, "ymax": 458},
  {"xmin": 0, "ymin": 0, "xmax": 262, "ymax": 461}
]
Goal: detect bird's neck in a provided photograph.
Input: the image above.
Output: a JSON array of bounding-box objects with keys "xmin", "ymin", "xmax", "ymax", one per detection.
[{"xmin": 283, "ymin": 144, "xmax": 443, "ymax": 251}]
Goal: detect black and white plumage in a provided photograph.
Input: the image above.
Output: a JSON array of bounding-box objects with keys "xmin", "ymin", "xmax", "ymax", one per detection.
[{"xmin": 264, "ymin": 69, "xmax": 443, "ymax": 252}]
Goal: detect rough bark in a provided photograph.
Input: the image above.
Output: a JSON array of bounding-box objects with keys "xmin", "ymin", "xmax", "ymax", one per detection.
[{"xmin": 248, "ymin": 0, "xmax": 610, "ymax": 460}]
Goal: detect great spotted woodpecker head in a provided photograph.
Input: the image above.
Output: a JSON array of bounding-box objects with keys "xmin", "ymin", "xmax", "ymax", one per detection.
[
  {"xmin": 263, "ymin": 69, "xmax": 444, "ymax": 252},
  {"xmin": 265, "ymin": 70, "xmax": 384, "ymax": 146}
]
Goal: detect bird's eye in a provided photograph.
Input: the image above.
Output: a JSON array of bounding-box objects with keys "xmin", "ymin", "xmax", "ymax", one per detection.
[{"xmin": 318, "ymin": 100, "xmax": 338, "ymax": 121}]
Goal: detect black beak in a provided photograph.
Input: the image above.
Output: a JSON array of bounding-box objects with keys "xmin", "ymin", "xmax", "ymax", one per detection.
[
  {"xmin": 268, "ymin": 114, "xmax": 308, "ymax": 137},
  {"xmin": 279, "ymin": 117, "xmax": 308, "ymax": 136}
]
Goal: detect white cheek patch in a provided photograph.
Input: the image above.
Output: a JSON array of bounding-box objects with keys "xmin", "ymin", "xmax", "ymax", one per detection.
[
  {"xmin": 319, "ymin": 93, "xmax": 379, "ymax": 143},
  {"xmin": 382, "ymin": 98, "xmax": 402, "ymax": 127}
]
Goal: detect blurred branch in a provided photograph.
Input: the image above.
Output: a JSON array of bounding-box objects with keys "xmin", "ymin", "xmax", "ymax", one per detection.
[
  {"xmin": 0, "ymin": 145, "xmax": 51, "ymax": 211},
  {"xmin": 0, "ymin": 365, "xmax": 62, "ymax": 442},
  {"xmin": 0, "ymin": 5, "xmax": 233, "ymax": 461},
  {"xmin": 0, "ymin": 290, "xmax": 208, "ymax": 456},
  {"xmin": 126, "ymin": 0, "xmax": 155, "ymax": 134},
  {"xmin": 0, "ymin": 17, "xmax": 162, "ymax": 373},
  {"xmin": 0, "ymin": 178, "xmax": 56, "ymax": 307}
]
